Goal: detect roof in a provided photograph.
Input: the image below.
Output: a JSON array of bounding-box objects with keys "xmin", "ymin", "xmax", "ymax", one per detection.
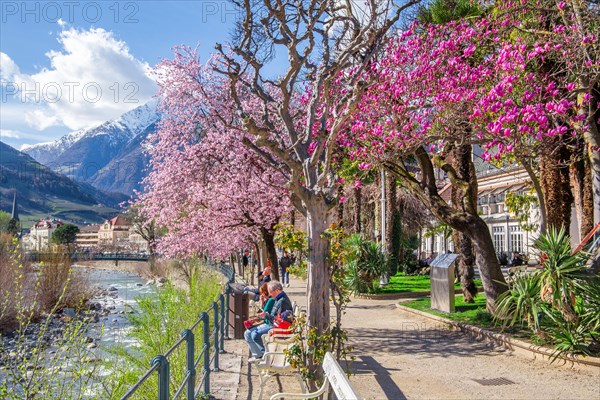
[
  {"xmin": 80, "ymin": 225, "xmax": 99, "ymax": 233},
  {"xmin": 104, "ymin": 216, "xmax": 132, "ymax": 227},
  {"xmin": 34, "ymin": 219, "xmax": 63, "ymax": 229}
]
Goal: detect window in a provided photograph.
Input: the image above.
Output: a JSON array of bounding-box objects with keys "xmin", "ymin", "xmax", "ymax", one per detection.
[
  {"xmin": 509, "ymin": 225, "xmax": 523, "ymax": 253},
  {"xmin": 492, "ymin": 226, "xmax": 505, "ymax": 253}
]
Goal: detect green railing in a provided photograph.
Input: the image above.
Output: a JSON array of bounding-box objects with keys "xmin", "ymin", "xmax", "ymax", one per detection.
[{"xmin": 121, "ymin": 262, "xmax": 234, "ymax": 400}]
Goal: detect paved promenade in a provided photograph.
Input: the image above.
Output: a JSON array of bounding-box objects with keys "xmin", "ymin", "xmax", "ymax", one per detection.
[{"xmin": 228, "ymin": 278, "xmax": 599, "ymax": 400}]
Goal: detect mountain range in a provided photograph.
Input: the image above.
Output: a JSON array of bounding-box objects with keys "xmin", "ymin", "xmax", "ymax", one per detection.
[
  {"xmin": 0, "ymin": 141, "xmax": 127, "ymax": 226},
  {"xmin": 21, "ymin": 101, "xmax": 159, "ymax": 196}
]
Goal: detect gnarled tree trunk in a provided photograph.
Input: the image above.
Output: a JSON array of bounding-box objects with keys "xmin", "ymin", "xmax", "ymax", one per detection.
[
  {"xmin": 385, "ymin": 146, "xmax": 507, "ymax": 310},
  {"xmin": 260, "ymin": 227, "xmax": 280, "ymax": 281},
  {"xmin": 450, "ymin": 145, "xmax": 478, "ymax": 302}
]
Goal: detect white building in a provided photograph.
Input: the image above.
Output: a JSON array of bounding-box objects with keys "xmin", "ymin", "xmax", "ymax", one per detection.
[{"xmin": 24, "ymin": 219, "xmax": 64, "ymax": 251}]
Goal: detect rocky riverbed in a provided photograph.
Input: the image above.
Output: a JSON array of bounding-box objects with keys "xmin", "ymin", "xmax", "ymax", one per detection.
[{"xmin": 0, "ymin": 267, "xmax": 160, "ymax": 372}]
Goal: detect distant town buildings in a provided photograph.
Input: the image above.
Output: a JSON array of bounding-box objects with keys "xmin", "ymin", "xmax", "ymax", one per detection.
[
  {"xmin": 98, "ymin": 215, "xmax": 132, "ymax": 246},
  {"xmin": 82, "ymin": 215, "xmax": 148, "ymax": 252},
  {"xmin": 24, "ymin": 215, "xmax": 148, "ymax": 253}
]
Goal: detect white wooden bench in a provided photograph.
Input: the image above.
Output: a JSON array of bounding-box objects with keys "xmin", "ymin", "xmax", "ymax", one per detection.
[
  {"xmin": 256, "ymin": 304, "xmax": 304, "ymax": 399},
  {"xmin": 269, "ymin": 352, "xmax": 361, "ymax": 400}
]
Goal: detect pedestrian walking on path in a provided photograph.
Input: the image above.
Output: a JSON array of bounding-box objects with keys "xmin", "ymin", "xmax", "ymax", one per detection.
[{"xmin": 279, "ymin": 252, "xmax": 293, "ymax": 287}]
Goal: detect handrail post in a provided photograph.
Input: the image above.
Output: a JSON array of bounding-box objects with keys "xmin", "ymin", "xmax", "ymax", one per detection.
[
  {"xmin": 200, "ymin": 312, "xmax": 210, "ymax": 397},
  {"xmin": 212, "ymin": 302, "xmax": 219, "ymax": 371},
  {"xmin": 182, "ymin": 329, "xmax": 195, "ymax": 400},
  {"xmin": 224, "ymin": 286, "xmax": 230, "ymax": 339},
  {"xmin": 219, "ymin": 294, "xmax": 225, "ymax": 352},
  {"xmin": 152, "ymin": 355, "xmax": 169, "ymax": 400}
]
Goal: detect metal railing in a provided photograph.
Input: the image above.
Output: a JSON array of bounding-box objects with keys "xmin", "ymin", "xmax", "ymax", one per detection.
[{"xmin": 121, "ymin": 262, "xmax": 234, "ymax": 400}]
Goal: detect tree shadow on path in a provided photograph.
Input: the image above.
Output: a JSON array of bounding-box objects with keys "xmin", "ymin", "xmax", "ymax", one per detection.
[
  {"xmin": 348, "ymin": 326, "xmax": 502, "ymax": 359},
  {"xmin": 349, "ymin": 355, "xmax": 407, "ymax": 400}
]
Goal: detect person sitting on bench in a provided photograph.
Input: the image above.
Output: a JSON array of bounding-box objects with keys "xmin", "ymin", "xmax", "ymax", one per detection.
[
  {"xmin": 244, "ymin": 280, "xmax": 293, "ymax": 363},
  {"xmin": 510, "ymin": 251, "xmax": 525, "ymax": 267}
]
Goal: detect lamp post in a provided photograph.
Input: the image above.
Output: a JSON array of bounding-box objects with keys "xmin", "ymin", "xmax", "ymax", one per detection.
[{"xmin": 506, "ymin": 214, "xmax": 510, "ymax": 255}]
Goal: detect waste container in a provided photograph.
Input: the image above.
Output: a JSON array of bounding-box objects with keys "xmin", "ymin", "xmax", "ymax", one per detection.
[{"xmin": 228, "ymin": 283, "xmax": 251, "ymax": 339}]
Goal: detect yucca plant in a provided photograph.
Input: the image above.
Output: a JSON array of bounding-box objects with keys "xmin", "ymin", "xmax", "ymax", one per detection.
[
  {"xmin": 343, "ymin": 234, "xmax": 388, "ymax": 293},
  {"xmin": 534, "ymin": 227, "xmax": 587, "ymax": 323},
  {"xmin": 544, "ymin": 310, "xmax": 594, "ymax": 360},
  {"xmin": 575, "ymin": 276, "xmax": 600, "ymax": 338},
  {"xmin": 494, "ymin": 272, "xmax": 544, "ymax": 331}
]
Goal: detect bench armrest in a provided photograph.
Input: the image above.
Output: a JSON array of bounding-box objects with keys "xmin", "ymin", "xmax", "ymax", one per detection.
[{"xmin": 270, "ymin": 380, "xmax": 329, "ymax": 400}]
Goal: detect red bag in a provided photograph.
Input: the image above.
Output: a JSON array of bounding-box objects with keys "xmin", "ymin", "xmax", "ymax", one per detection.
[
  {"xmin": 244, "ymin": 317, "xmax": 264, "ymax": 329},
  {"xmin": 273, "ymin": 310, "xmax": 293, "ymax": 329}
]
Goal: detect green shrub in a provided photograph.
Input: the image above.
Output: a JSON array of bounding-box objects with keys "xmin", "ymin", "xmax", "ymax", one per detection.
[{"xmin": 343, "ymin": 234, "xmax": 388, "ymax": 294}]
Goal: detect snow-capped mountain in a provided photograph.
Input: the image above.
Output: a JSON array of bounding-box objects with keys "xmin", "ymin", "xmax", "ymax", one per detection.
[
  {"xmin": 20, "ymin": 129, "xmax": 86, "ymax": 165},
  {"xmin": 21, "ymin": 101, "xmax": 159, "ymax": 196}
]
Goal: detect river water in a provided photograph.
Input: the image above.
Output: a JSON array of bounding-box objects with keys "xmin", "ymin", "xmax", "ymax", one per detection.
[{"xmin": 78, "ymin": 266, "xmax": 156, "ymax": 349}]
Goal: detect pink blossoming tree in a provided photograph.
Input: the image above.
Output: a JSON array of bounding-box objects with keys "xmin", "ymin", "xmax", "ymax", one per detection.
[{"xmin": 139, "ymin": 48, "xmax": 290, "ymax": 271}]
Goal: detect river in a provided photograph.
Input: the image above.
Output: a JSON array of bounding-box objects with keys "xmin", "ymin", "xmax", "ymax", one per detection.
[{"xmin": 78, "ymin": 266, "xmax": 156, "ymax": 349}]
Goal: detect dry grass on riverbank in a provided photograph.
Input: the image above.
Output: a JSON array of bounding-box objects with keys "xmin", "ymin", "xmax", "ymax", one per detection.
[{"xmin": 0, "ymin": 235, "xmax": 91, "ymax": 332}]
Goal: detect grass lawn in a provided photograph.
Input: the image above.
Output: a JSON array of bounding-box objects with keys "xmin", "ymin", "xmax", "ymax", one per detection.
[
  {"xmin": 374, "ymin": 273, "xmax": 482, "ymax": 294},
  {"xmin": 401, "ymin": 295, "xmax": 493, "ymax": 327}
]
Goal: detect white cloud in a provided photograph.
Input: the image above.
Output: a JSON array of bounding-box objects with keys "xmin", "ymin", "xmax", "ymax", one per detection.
[
  {"xmin": 0, "ymin": 52, "xmax": 21, "ymax": 82},
  {"xmin": 0, "ymin": 129, "xmax": 51, "ymax": 142},
  {"xmin": 1, "ymin": 27, "xmax": 157, "ymax": 131}
]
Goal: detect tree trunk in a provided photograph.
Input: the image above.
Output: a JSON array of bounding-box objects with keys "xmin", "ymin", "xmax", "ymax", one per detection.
[
  {"xmin": 305, "ymin": 200, "xmax": 331, "ymax": 335},
  {"xmin": 570, "ymin": 146, "xmax": 595, "ymax": 239},
  {"xmin": 450, "ymin": 145, "xmax": 478, "ymax": 302},
  {"xmin": 337, "ymin": 186, "xmax": 345, "ymax": 227},
  {"xmin": 260, "ymin": 227, "xmax": 279, "ymax": 281},
  {"xmin": 452, "ymin": 230, "xmax": 478, "ymax": 303},
  {"xmin": 583, "ymin": 81, "xmax": 600, "ymax": 272},
  {"xmin": 583, "ymin": 82, "xmax": 600, "ymax": 228},
  {"xmin": 540, "ymin": 141, "xmax": 573, "ymax": 232},
  {"xmin": 468, "ymin": 217, "xmax": 507, "ymax": 310},
  {"xmin": 353, "ymin": 186, "xmax": 362, "ymax": 233},
  {"xmin": 386, "ymin": 174, "xmax": 401, "ymax": 275},
  {"xmin": 385, "ymin": 146, "xmax": 508, "ymax": 310},
  {"xmin": 517, "ymin": 157, "xmax": 547, "ymax": 235}
]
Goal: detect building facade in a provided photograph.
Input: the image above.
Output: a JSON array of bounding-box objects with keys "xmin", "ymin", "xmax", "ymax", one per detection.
[
  {"xmin": 75, "ymin": 225, "xmax": 99, "ymax": 249},
  {"xmin": 98, "ymin": 216, "xmax": 133, "ymax": 247},
  {"xmin": 24, "ymin": 219, "xmax": 64, "ymax": 251}
]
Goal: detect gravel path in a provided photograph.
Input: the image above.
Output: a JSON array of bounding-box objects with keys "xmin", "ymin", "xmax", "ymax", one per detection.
[
  {"xmin": 235, "ymin": 280, "xmax": 600, "ymax": 400},
  {"xmin": 344, "ymin": 297, "xmax": 600, "ymax": 400}
]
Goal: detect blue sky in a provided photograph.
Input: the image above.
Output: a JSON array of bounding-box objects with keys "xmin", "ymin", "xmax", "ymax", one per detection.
[{"xmin": 0, "ymin": 0, "xmax": 250, "ymax": 149}]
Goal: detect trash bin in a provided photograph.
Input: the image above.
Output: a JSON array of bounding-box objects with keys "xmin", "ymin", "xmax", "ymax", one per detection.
[
  {"xmin": 228, "ymin": 283, "xmax": 251, "ymax": 339},
  {"xmin": 429, "ymin": 253, "xmax": 459, "ymax": 313}
]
